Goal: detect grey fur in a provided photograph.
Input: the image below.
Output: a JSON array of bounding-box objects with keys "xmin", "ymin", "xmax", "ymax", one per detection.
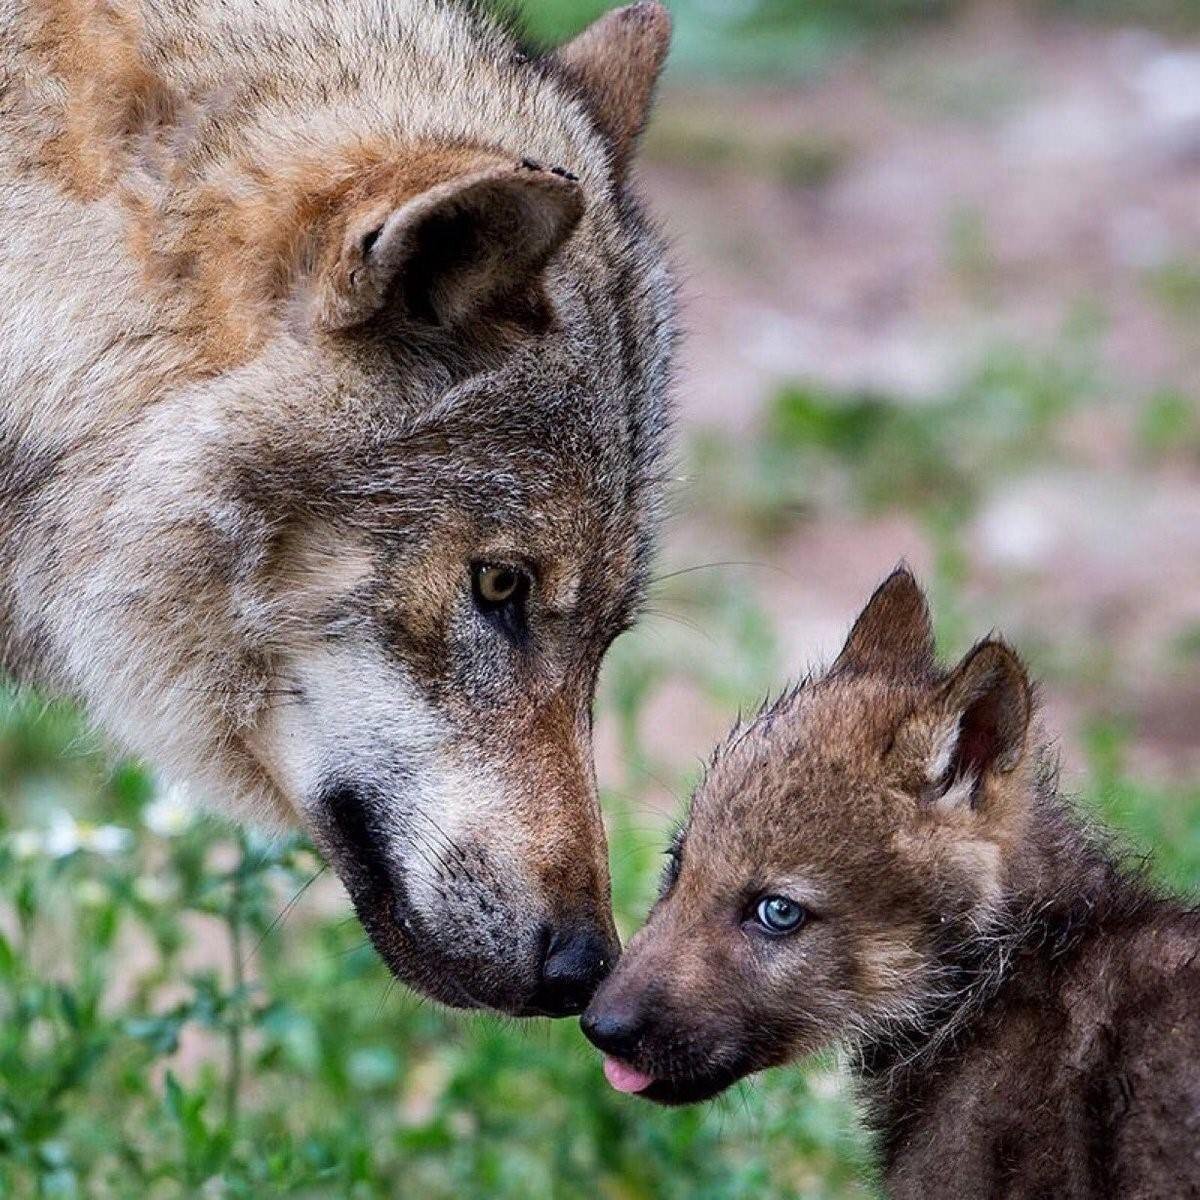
[{"xmin": 0, "ymin": 0, "xmax": 676, "ymax": 1012}]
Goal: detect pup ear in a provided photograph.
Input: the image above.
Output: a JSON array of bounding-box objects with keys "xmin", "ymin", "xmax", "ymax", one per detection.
[
  {"xmin": 553, "ymin": 2, "xmax": 671, "ymax": 180},
  {"xmin": 923, "ymin": 640, "xmax": 1032, "ymax": 808},
  {"xmin": 315, "ymin": 164, "xmax": 584, "ymax": 332},
  {"xmin": 832, "ymin": 567, "xmax": 935, "ymax": 680}
]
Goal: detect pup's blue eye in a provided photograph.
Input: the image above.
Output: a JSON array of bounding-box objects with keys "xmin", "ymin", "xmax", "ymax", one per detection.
[{"xmin": 754, "ymin": 895, "xmax": 807, "ymax": 935}]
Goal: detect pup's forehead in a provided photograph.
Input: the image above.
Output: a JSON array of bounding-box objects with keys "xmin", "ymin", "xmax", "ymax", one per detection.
[{"xmin": 683, "ymin": 677, "xmax": 927, "ymax": 859}]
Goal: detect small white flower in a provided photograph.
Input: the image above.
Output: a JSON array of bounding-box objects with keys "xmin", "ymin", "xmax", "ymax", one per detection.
[
  {"xmin": 82, "ymin": 823, "xmax": 133, "ymax": 856},
  {"xmin": 144, "ymin": 785, "xmax": 195, "ymax": 838},
  {"xmin": 43, "ymin": 812, "xmax": 81, "ymax": 858},
  {"xmin": 27, "ymin": 1018, "xmax": 56, "ymax": 1053},
  {"xmin": 9, "ymin": 829, "xmax": 43, "ymax": 860},
  {"xmin": 27, "ymin": 814, "xmax": 132, "ymax": 859}
]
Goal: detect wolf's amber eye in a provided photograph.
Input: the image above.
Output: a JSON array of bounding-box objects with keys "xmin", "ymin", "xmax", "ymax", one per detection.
[
  {"xmin": 470, "ymin": 564, "xmax": 531, "ymax": 638},
  {"xmin": 475, "ymin": 564, "xmax": 522, "ymax": 604},
  {"xmin": 754, "ymin": 895, "xmax": 807, "ymax": 936}
]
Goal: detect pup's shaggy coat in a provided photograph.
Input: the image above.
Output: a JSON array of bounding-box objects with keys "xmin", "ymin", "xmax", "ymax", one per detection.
[{"xmin": 585, "ymin": 570, "xmax": 1200, "ymax": 1198}]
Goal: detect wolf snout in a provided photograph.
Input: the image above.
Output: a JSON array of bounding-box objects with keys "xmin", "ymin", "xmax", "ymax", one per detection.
[{"xmin": 528, "ymin": 923, "xmax": 618, "ymax": 1017}]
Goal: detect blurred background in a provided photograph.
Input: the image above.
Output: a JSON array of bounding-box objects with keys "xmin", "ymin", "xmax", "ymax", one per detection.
[{"xmin": 2, "ymin": 1, "xmax": 1199, "ymax": 1196}]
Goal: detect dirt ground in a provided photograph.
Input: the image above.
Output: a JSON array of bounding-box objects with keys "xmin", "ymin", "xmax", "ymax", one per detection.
[{"xmin": 599, "ymin": 5, "xmax": 1200, "ymax": 806}]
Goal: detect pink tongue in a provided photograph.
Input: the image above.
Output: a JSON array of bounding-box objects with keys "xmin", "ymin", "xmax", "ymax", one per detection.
[{"xmin": 602, "ymin": 1056, "xmax": 655, "ymax": 1094}]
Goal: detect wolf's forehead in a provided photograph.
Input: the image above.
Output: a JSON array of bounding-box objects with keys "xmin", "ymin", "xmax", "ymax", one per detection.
[
  {"xmin": 393, "ymin": 372, "xmax": 665, "ymax": 543},
  {"xmin": 339, "ymin": 415, "xmax": 659, "ymax": 606},
  {"xmin": 709, "ymin": 683, "xmax": 893, "ymax": 773}
]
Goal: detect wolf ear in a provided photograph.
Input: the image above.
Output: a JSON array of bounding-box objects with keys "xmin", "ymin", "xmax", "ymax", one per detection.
[
  {"xmin": 921, "ymin": 641, "xmax": 1032, "ymax": 808},
  {"xmin": 316, "ymin": 165, "xmax": 584, "ymax": 332},
  {"xmin": 554, "ymin": 2, "xmax": 671, "ymax": 180},
  {"xmin": 833, "ymin": 567, "xmax": 935, "ymax": 680}
]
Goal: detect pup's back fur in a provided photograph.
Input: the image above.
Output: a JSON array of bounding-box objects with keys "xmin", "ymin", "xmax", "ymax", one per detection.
[{"xmin": 584, "ymin": 570, "xmax": 1200, "ymax": 1198}]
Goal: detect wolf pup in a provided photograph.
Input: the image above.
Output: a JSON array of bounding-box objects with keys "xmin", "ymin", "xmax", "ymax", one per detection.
[
  {"xmin": 0, "ymin": 2, "xmax": 676, "ymax": 1018},
  {"xmin": 584, "ymin": 569, "xmax": 1200, "ymax": 1198}
]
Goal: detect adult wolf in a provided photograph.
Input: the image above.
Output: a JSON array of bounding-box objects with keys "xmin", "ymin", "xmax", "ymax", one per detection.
[{"xmin": 0, "ymin": 1, "xmax": 675, "ymax": 1017}]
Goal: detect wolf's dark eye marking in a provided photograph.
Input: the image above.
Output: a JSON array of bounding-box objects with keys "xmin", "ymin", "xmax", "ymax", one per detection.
[
  {"xmin": 753, "ymin": 895, "xmax": 808, "ymax": 936},
  {"xmin": 471, "ymin": 562, "xmax": 531, "ymax": 638}
]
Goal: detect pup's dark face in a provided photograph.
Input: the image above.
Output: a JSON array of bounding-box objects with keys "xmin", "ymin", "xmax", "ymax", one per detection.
[{"xmin": 582, "ymin": 570, "xmax": 1034, "ymax": 1103}]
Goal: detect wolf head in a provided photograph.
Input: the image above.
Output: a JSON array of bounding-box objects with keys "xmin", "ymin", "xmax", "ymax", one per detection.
[
  {"xmin": 4, "ymin": 3, "xmax": 675, "ymax": 1014},
  {"xmin": 583, "ymin": 569, "xmax": 1041, "ymax": 1100}
]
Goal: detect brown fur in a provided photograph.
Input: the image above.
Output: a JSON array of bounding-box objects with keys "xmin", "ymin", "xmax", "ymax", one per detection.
[
  {"xmin": 19, "ymin": 1, "xmax": 664, "ymax": 374},
  {"xmin": 584, "ymin": 569, "xmax": 1200, "ymax": 1197},
  {"xmin": 31, "ymin": 0, "xmax": 581, "ymax": 370},
  {"xmin": 31, "ymin": 0, "xmax": 179, "ymax": 200}
]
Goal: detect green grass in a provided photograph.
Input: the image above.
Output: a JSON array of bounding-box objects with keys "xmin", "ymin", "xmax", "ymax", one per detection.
[
  {"xmin": 689, "ymin": 332, "xmax": 1100, "ymax": 542},
  {"xmin": 3, "ymin": 644, "xmax": 1198, "ymax": 1197},
  {"xmin": 642, "ymin": 114, "xmax": 850, "ymax": 188},
  {"xmin": 1050, "ymin": 0, "xmax": 1200, "ymax": 29},
  {"xmin": 1145, "ymin": 258, "xmax": 1200, "ymax": 335},
  {"xmin": 1082, "ymin": 720, "xmax": 1200, "ymax": 895},
  {"xmin": 515, "ymin": 0, "xmax": 1200, "ymax": 83},
  {"xmin": 0, "ymin": 672, "xmax": 875, "ymax": 1199},
  {"xmin": 1137, "ymin": 387, "xmax": 1200, "ymax": 461},
  {"xmin": 518, "ymin": 0, "xmax": 957, "ymax": 81}
]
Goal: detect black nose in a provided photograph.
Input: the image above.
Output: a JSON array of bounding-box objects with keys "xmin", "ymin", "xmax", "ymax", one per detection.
[
  {"xmin": 580, "ymin": 997, "xmax": 646, "ymax": 1058},
  {"xmin": 530, "ymin": 925, "xmax": 615, "ymax": 1017}
]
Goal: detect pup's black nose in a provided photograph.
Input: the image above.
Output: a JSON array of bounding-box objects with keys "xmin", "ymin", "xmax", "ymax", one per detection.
[
  {"xmin": 580, "ymin": 998, "xmax": 645, "ymax": 1058},
  {"xmin": 531, "ymin": 925, "xmax": 615, "ymax": 1017}
]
